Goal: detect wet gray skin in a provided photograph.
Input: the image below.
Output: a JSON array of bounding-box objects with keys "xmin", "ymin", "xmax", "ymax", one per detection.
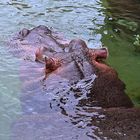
[{"xmin": 9, "ymin": 25, "xmax": 139, "ymax": 140}]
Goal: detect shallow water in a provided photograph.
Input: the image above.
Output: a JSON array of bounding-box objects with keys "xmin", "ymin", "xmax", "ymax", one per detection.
[{"xmin": 0, "ymin": 0, "xmax": 140, "ymax": 139}]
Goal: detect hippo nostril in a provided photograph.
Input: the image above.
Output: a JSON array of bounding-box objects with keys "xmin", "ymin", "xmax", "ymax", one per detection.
[{"xmin": 19, "ymin": 28, "xmax": 30, "ymax": 37}]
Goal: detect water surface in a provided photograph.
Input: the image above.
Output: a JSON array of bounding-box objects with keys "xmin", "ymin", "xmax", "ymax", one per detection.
[{"xmin": 0, "ymin": 0, "xmax": 140, "ymax": 139}]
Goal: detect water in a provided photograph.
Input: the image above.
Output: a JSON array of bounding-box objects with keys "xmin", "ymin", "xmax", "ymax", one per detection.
[
  {"xmin": 0, "ymin": 45, "xmax": 21, "ymax": 140},
  {"xmin": 0, "ymin": 0, "xmax": 140, "ymax": 139},
  {"xmin": 101, "ymin": 0, "xmax": 140, "ymax": 105}
]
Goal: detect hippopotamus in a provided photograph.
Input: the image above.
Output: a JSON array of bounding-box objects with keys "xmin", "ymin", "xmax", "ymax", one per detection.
[
  {"xmin": 8, "ymin": 25, "xmax": 140, "ymax": 140},
  {"xmin": 8, "ymin": 25, "xmax": 133, "ymax": 109}
]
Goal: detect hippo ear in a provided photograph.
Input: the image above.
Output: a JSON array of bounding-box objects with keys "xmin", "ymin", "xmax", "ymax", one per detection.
[
  {"xmin": 44, "ymin": 56, "xmax": 51, "ymax": 65},
  {"xmin": 101, "ymin": 47, "xmax": 109, "ymax": 59},
  {"xmin": 100, "ymin": 47, "xmax": 109, "ymax": 58},
  {"xmin": 95, "ymin": 47, "xmax": 109, "ymax": 60}
]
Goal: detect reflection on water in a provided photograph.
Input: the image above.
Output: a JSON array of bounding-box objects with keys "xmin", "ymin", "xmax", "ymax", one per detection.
[{"xmin": 0, "ymin": 0, "xmax": 140, "ymax": 139}]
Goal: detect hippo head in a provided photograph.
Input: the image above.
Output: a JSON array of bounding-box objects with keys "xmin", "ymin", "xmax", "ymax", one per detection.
[{"xmin": 35, "ymin": 38, "xmax": 108, "ymax": 77}]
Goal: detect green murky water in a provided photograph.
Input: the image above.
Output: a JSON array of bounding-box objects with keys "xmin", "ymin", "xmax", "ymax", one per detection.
[
  {"xmin": 0, "ymin": 0, "xmax": 140, "ymax": 139},
  {"xmin": 101, "ymin": 0, "xmax": 140, "ymax": 106}
]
